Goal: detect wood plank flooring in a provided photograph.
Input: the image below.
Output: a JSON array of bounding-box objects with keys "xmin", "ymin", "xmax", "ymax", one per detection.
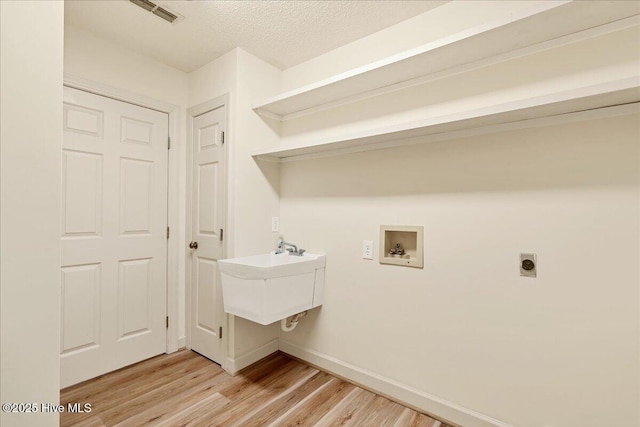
[{"xmin": 61, "ymin": 350, "xmax": 453, "ymax": 427}]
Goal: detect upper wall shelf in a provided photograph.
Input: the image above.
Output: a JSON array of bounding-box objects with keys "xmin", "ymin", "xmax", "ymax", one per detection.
[
  {"xmin": 253, "ymin": 2, "xmax": 640, "ymax": 121},
  {"xmin": 252, "ymin": 78, "xmax": 640, "ymax": 162}
]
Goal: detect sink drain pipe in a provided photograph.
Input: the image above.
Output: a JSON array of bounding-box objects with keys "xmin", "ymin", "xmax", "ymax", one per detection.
[{"xmin": 281, "ymin": 311, "xmax": 307, "ymax": 332}]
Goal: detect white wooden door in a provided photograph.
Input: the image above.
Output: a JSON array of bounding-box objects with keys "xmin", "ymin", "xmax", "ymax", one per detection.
[
  {"xmin": 60, "ymin": 87, "xmax": 168, "ymax": 388},
  {"xmin": 189, "ymin": 106, "xmax": 226, "ymax": 363}
]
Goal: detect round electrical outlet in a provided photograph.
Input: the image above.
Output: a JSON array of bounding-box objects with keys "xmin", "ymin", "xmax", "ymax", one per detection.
[{"xmin": 521, "ymin": 259, "xmax": 535, "ymax": 271}]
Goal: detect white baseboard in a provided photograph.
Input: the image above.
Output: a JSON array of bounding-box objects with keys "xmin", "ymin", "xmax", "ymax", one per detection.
[
  {"xmin": 279, "ymin": 340, "xmax": 513, "ymax": 427},
  {"xmin": 225, "ymin": 338, "xmax": 279, "ymax": 375},
  {"xmin": 178, "ymin": 336, "xmax": 186, "ymax": 349}
]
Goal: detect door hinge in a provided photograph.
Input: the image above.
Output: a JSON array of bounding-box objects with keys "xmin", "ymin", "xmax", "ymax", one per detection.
[
  {"xmin": 168, "ymin": 136, "xmax": 171, "ymax": 150},
  {"xmin": 221, "ymin": 131, "xmax": 225, "ymax": 145},
  {"xmin": 166, "ymin": 316, "xmax": 169, "ymax": 329},
  {"xmin": 220, "ymin": 228, "xmax": 223, "ymax": 241},
  {"xmin": 167, "ymin": 226, "xmax": 170, "ymax": 239},
  {"xmin": 219, "ymin": 326, "xmax": 222, "ymax": 339}
]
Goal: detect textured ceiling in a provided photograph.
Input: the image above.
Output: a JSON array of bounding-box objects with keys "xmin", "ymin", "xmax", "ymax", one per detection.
[{"xmin": 65, "ymin": 0, "xmax": 447, "ymax": 72}]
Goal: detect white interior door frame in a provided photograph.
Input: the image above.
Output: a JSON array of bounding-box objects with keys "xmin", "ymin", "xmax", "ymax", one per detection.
[
  {"xmin": 186, "ymin": 94, "xmax": 229, "ymax": 370},
  {"xmin": 63, "ymin": 74, "xmax": 182, "ymax": 354}
]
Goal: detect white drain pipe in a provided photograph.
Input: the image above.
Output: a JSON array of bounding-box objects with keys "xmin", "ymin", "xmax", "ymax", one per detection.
[{"xmin": 280, "ymin": 311, "xmax": 307, "ymax": 332}]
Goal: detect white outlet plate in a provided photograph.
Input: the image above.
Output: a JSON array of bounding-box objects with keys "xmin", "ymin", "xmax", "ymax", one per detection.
[
  {"xmin": 271, "ymin": 217, "xmax": 280, "ymax": 232},
  {"xmin": 362, "ymin": 240, "xmax": 374, "ymax": 260}
]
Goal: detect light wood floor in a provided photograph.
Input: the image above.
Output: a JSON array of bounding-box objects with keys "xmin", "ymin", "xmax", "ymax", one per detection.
[{"xmin": 61, "ymin": 350, "xmax": 453, "ymax": 427}]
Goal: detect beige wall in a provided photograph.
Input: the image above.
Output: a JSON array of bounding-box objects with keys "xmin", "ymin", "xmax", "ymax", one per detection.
[
  {"xmin": 275, "ymin": 2, "xmax": 640, "ymax": 426},
  {"xmin": 1, "ymin": 1, "xmax": 65, "ymax": 425},
  {"xmin": 49, "ymin": 4, "xmax": 640, "ymax": 425},
  {"xmin": 281, "ymin": 1, "xmax": 541, "ymax": 91},
  {"xmin": 281, "ymin": 26, "xmax": 639, "ymax": 147},
  {"xmin": 64, "ymin": 29, "xmax": 285, "ymax": 371},
  {"xmin": 229, "ymin": 49, "xmax": 282, "ymax": 362},
  {"xmin": 65, "ymin": 26, "xmax": 189, "ymax": 105},
  {"xmin": 188, "ymin": 49, "xmax": 237, "ymax": 109},
  {"xmin": 64, "ymin": 25, "xmax": 190, "ymax": 343},
  {"xmin": 279, "ymin": 114, "xmax": 639, "ymax": 427}
]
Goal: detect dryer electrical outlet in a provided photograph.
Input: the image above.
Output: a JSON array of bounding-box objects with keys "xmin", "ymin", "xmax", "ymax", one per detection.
[{"xmin": 520, "ymin": 253, "xmax": 537, "ymax": 278}]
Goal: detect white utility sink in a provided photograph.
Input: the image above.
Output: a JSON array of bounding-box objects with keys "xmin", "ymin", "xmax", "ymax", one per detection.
[{"xmin": 218, "ymin": 252, "xmax": 326, "ymax": 325}]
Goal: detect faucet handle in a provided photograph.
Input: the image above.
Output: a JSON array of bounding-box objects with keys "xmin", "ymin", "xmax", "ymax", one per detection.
[{"xmin": 298, "ymin": 249, "xmax": 306, "ymax": 256}]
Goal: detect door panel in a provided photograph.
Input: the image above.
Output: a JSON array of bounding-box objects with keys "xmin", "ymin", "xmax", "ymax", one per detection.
[
  {"xmin": 119, "ymin": 158, "xmax": 153, "ymax": 234},
  {"xmin": 121, "ymin": 116, "xmax": 154, "ymax": 145},
  {"xmin": 64, "ymin": 103, "xmax": 104, "ymax": 137},
  {"xmin": 190, "ymin": 106, "xmax": 226, "ymax": 363},
  {"xmin": 60, "ymin": 264, "xmax": 101, "ymax": 354},
  {"xmin": 60, "ymin": 87, "xmax": 168, "ymax": 388},
  {"xmin": 196, "ymin": 257, "xmax": 218, "ymax": 333},
  {"xmin": 61, "ymin": 150, "xmax": 103, "ymax": 237},
  {"xmin": 198, "ymin": 162, "xmax": 219, "ymax": 235},
  {"xmin": 118, "ymin": 258, "xmax": 152, "ymax": 339}
]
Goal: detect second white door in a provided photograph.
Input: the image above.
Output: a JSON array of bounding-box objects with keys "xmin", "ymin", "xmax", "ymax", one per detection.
[
  {"xmin": 189, "ymin": 105, "xmax": 226, "ymax": 364},
  {"xmin": 61, "ymin": 87, "xmax": 169, "ymax": 388}
]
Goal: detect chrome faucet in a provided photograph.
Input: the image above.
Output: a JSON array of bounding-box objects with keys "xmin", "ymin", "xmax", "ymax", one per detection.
[{"xmin": 276, "ymin": 238, "xmax": 305, "ymax": 256}]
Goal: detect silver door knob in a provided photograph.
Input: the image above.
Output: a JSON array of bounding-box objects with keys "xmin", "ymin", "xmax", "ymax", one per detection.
[{"xmin": 189, "ymin": 241, "xmax": 198, "ymax": 249}]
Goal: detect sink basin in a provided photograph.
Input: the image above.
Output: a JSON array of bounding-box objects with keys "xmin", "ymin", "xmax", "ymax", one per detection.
[{"xmin": 218, "ymin": 252, "xmax": 326, "ymax": 325}]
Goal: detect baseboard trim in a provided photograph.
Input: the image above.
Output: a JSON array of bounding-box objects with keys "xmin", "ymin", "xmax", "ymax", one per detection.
[
  {"xmin": 279, "ymin": 340, "xmax": 513, "ymax": 427},
  {"xmin": 226, "ymin": 338, "xmax": 279, "ymax": 375},
  {"xmin": 177, "ymin": 336, "xmax": 186, "ymax": 350}
]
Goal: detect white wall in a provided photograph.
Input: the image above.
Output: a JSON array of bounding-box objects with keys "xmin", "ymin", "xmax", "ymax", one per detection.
[
  {"xmin": 275, "ymin": 2, "xmax": 640, "ymax": 426},
  {"xmin": 64, "ymin": 25, "xmax": 190, "ymax": 344},
  {"xmin": 1, "ymin": 1, "xmax": 64, "ymax": 426},
  {"xmin": 189, "ymin": 48, "xmax": 282, "ymax": 372}
]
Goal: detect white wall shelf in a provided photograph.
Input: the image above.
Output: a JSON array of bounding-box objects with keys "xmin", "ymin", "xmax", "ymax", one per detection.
[
  {"xmin": 253, "ymin": 2, "xmax": 639, "ymax": 121},
  {"xmin": 252, "ymin": 78, "xmax": 640, "ymax": 162}
]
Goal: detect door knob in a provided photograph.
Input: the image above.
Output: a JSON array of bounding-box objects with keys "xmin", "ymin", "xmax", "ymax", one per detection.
[{"xmin": 189, "ymin": 241, "xmax": 198, "ymax": 249}]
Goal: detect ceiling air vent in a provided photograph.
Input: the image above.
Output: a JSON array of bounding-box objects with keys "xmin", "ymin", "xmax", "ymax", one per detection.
[{"xmin": 129, "ymin": 0, "xmax": 183, "ymax": 24}]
